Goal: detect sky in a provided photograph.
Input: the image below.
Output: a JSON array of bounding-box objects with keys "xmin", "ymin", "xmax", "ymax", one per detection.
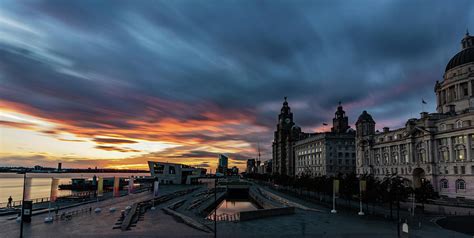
[{"xmin": 1, "ymin": 0, "xmax": 474, "ymax": 171}]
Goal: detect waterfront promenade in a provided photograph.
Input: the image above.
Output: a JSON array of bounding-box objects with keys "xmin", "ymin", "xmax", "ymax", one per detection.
[{"xmin": 0, "ymin": 182, "xmax": 470, "ymax": 237}]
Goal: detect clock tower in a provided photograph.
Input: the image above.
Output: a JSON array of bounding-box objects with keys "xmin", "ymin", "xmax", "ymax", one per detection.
[{"xmin": 272, "ymin": 97, "xmax": 296, "ymax": 176}]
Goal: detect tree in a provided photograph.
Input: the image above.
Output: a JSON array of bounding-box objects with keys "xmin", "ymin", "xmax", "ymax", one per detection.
[{"xmin": 414, "ymin": 179, "xmax": 438, "ymax": 213}]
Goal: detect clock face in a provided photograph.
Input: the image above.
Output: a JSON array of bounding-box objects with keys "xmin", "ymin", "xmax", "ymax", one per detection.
[{"xmin": 285, "ymin": 118, "xmax": 291, "ymax": 124}]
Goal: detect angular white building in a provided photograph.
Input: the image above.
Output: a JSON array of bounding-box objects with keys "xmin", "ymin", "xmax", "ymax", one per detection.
[{"xmin": 148, "ymin": 161, "xmax": 205, "ymax": 184}]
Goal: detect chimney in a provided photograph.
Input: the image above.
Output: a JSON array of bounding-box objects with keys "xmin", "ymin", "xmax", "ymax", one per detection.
[
  {"xmin": 383, "ymin": 127, "xmax": 389, "ymax": 133},
  {"xmin": 420, "ymin": 112, "xmax": 428, "ymax": 119}
]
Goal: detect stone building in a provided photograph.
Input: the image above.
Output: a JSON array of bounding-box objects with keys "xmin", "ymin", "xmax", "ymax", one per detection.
[
  {"xmin": 356, "ymin": 32, "xmax": 474, "ymax": 199},
  {"xmin": 272, "ymin": 97, "xmax": 312, "ymax": 176},
  {"xmin": 294, "ymin": 104, "xmax": 356, "ymax": 177}
]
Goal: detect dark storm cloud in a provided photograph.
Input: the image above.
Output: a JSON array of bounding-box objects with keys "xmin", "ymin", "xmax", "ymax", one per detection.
[{"xmin": 1, "ymin": 0, "xmax": 474, "ymax": 160}]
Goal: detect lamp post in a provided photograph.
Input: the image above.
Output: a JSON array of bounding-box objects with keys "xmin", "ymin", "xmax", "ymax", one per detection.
[
  {"xmin": 214, "ymin": 174, "xmax": 218, "ymax": 238},
  {"xmin": 20, "ymin": 170, "xmax": 26, "ymax": 238},
  {"xmin": 396, "ymin": 177, "xmax": 401, "ymax": 238},
  {"xmin": 358, "ymin": 177, "xmax": 364, "ymax": 216}
]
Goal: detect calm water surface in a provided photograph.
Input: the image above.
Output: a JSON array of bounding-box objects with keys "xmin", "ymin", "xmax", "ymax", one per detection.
[
  {"xmin": 208, "ymin": 199, "xmax": 259, "ymax": 219},
  {"xmin": 0, "ymin": 172, "xmax": 149, "ymax": 203}
]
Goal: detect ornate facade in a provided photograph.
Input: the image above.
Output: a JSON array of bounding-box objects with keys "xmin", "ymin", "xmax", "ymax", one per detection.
[
  {"xmin": 294, "ymin": 103, "xmax": 356, "ymax": 177},
  {"xmin": 272, "ymin": 97, "xmax": 312, "ymax": 176},
  {"xmin": 356, "ymin": 32, "xmax": 474, "ymax": 199}
]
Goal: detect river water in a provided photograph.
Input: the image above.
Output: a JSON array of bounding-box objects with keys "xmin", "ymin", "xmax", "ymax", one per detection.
[{"xmin": 0, "ymin": 172, "xmax": 149, "ymax": 204}]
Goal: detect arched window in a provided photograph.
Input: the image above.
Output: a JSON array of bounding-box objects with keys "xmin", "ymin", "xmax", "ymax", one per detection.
[
  {"xmin": 440, "ymin": 179, "xmax": 449, "ymax": 189},
  {"xmin": 456, "ymin": 179, "xmax": 466, "ymax": 191},
  {"xmin": 456, "ymin": 120, "xmax": 463, "ymax": 129}
]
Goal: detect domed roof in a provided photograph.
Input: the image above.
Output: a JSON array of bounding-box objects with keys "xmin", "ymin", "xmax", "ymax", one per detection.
[
  {"xmin": 356, "ymin": 111, "xmax": 375, "ymax": 124},
  {"xmin": 445, "ymin": 47, "xmax": 474, "ymax": 72}
]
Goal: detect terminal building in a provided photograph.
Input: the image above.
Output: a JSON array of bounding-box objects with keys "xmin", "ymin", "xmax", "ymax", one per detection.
[
  {"xmin": 356, "ymin": 32, "xmax": 474, "ymax": 199},
  {"xmin": 148, "ymin": 161, "xmax": 206, "ymax": 184}
]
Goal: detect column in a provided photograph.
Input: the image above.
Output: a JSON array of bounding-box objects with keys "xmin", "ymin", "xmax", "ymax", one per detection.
[
  {"xmin": 432, "ymin": 139, "xmax": 438, "ymax": 163},
  {"xmin": 448, "ymin": 137, "xmax": 455, "ymax": 162},
  {"xmin": 467, "ymin": 134, "xmax": 472, "ymax": 161}
]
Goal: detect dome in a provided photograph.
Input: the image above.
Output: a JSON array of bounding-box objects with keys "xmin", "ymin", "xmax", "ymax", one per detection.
[
  {"xmin": 356, "ymin": 111, "xmax": 375, "ymax": 124},
  {"xmin": 445, "ymin": 47, "xmax": 474, "ymax": 72}
]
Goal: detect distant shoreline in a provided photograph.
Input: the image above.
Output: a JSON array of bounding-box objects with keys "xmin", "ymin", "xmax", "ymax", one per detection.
[{"xmin": 0, "ymin": 170, "xmax": 150, "ymax": 174}]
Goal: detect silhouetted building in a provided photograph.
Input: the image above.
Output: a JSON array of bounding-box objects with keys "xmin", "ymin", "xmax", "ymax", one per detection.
[
  {"xmin": 57, "ymin": 162, "xmax": 62, "ymax": 172},
  {"xmin": 265, "ymin": 159, "xmax": 273, "ymax": 174},
  {"xmin": 294, "ymin": 103, "xmax": 356, "ymax": 177},
  {"xmin": 230, "ymin": 166, "xmax": 239, "ymax": 175},
  {"xmin": 356, "ymin": 32, "xmax": 474, "ymax": 199},
  {"xmin": 217, "ymin": 154, "xmax": 228, "ymax": 174},
  {"xmin": 272, "ymin": 97, "xmax": 313, "ymax": 177},
  {"xmin": 246, "ymin": 159, "xmax": 256, "ymax": 174}
]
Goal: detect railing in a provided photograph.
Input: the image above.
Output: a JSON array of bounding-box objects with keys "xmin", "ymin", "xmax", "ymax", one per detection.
[
  {"xmin": 0, "ymin": 191, "xmax": 95, "ymax": 208},
  {"xmin": 214, "ymin": 212, "xmax": 239, "ymax": 221},
  {"xmin": 53, "ymin": 206, "xmax": 94, "ymax": 222}
]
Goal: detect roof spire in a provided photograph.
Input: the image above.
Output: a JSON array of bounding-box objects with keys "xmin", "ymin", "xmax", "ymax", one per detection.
[
  {"xmin": 467, "ymin": 28, "xmax": 470, "ymax": 36},
  {"xmin": 284, "ymin": 96, "xmax": 287, "ymax": 102}
]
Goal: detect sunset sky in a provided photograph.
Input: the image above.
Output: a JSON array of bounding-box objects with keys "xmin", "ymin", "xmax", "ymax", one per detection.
[{"xmin": 1, "ymin": 1, "xmax": 474, "ymax": 171}]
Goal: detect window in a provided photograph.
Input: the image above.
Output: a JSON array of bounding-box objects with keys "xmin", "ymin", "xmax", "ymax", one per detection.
[
  {"xmin": 461, "ymin": 82, "xmax": 469, "ymax": 97},
  {"xmin": 454, "ymin": 136, "xmax": 466, "ymax": 144},
  {"xmin": 456, "ymin": 120, "xmax": 463, "ymax": 129},
  {"xmin": 153, "ymin": 164, "xmax": 165, "ymax": 174},
  {"xmin": 439, "ymin": 148, "xmax": 449, "ymax": 162},
  {"xmin": 383, "ymin": 153, "xmax": 389, "ymax": 165},
  {"xmin": 402, "ymin": 151, "xmax": 409, "ymax": 164},
  {"xmin": 456, "ymin": 179, "xmax": 466, "ymax": 191},
  {"xmin": 392, "ymin": 152, "xmax": 399, "ymax": 164},
  {"xmin": 455, "ymin": 145, "xmax": 466, "ymax": 161},
  {"xmin": 454, "ymin": 166, "xmax": 458, "ymax": 174},
  {"xmin": 461, "ymin": 166, "xmax": 466, "ymax": 174},
  {"xmin": 472, "ymin": 166, "xmax": 474, "ymax": 175},
  {"xmin": 440, "ymin": 179, "xmax": 449, "ymax": 189},
  {"xmin": 169, "ymin": 166, "xmax": 176, "ymax": 174}
]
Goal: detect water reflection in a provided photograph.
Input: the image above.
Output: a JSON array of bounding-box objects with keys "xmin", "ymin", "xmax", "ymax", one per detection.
[{"xmin": 208, "ymin": 199, "xmax": 258, "ymax": 220}]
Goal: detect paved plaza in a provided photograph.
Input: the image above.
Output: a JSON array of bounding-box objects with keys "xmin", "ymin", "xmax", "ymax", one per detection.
[{"xmin": 0, "ymin": 184, "xmax": 470, "ymax": 238}]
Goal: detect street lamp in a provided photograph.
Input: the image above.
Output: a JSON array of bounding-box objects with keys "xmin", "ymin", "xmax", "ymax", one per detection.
[{"xmin": 358, "ymin": 176, "xmax": 365, "ymax": 216}]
